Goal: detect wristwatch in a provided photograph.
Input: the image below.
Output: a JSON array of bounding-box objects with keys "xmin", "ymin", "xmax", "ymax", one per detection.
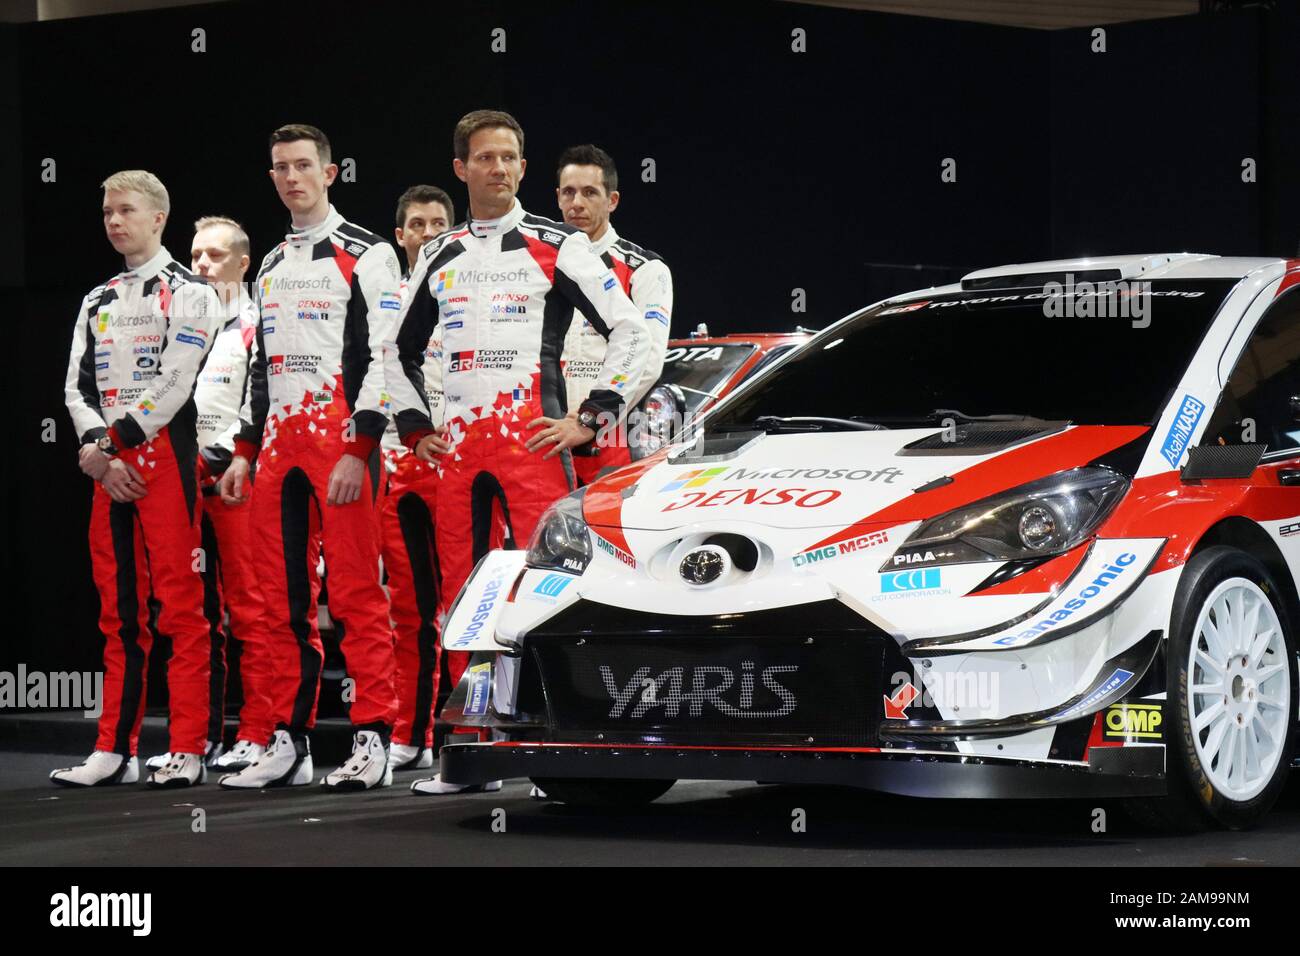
[
  {"xmin": 96, "ymin": 434, "xmax": 119, "ymax": 457},
  {"xmin": 576, "ymin": 409, "xmax": 599, "ymax": 432}
]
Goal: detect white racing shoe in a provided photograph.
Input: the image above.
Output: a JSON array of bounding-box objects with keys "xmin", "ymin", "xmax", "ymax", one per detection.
[
  {"xmin": 388, "ymin": 743, "xmax": 433, "ymax": 771},
  {"xmin": 219, "ymin": 730, "xmax": 312, "ymax": 789},
  {"xmin": 146, "ymin": 752, "xmax": 207, "ymax": 789},
  {"xmin": 321, "ymin": 730, "xmax": 391, "ymax": 791},
  {"xmin": 50, "ymin": 751, "xmax": 139, "ymax": 788},
  {"xmin": 146, "ymin": 739, "xmax": 220, "ymax": 772},
  {"xmin": 411, "ymin": 773, "xmax": 502, "ymax": 796},
  {"xmin": 212, "ymin": 739, "xmax": 265, "ymax": 773}
]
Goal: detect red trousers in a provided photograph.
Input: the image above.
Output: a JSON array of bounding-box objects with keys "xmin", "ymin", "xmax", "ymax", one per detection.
[
  {"xmin": 378, "ymin": 454, "xmax": 441, "ymax": 748},
  {"xmin": 435, "ymin": 430, "xmax": 572, "ymax": 688},
  {"xmin": 201, "ymin": 492, "xmax": 274, "ymax": 745},
  {"xmin": 89, "ymin": 428, "xmax": 210, "ymax": 756},
  {"xmin": 249, "ymin": 428, "xmax": 396, "ymax": 733},
  {"xmin": 573, "ymin": 442, "xmax": 632, "ymax": 486}
]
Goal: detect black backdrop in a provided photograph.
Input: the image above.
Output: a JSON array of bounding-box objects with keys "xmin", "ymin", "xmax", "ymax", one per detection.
[{"xmin": 2, "ymin": 0, "xmax": 1297, "ymax": 674}]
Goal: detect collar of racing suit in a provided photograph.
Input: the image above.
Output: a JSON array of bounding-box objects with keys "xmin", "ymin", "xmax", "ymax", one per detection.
[
  {"xmin": 467, "ymin": 197, "xmax": 525, "ymax": 239},
  {"xmin": 117, "ymin": 246, "xmax": 172, "ymax": 284},
  {"xmin": 588, "ymin": 223, "xmax": 620, "ymax": 257},
  {"xmin": 284, "ymin": 204, "xmax": 345, "ymax": 247},
  {"xmin": 219, "ymin": 290, "xmax": 256, "ymax": 332}
]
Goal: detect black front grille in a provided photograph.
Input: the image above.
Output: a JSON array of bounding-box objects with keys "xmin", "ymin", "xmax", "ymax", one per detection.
[{"xmin": 523, "ymin": 601, "xmax": 886, "ymax": 746}]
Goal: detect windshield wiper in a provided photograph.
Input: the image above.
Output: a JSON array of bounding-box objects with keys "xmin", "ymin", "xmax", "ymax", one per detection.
[
  {"xmin": 712, "ymin": 415, "xmax": 888, "ymax": 434},
  {"xmin": 879, "ymin": 408, "xmax": 1061, "ymax": 426}
]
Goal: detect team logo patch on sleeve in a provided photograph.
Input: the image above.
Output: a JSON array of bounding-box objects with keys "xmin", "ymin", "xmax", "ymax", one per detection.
[
  {"xmin": 379, "ymin": 292, "xmax": 401, "ymax": 310},
  {"xmin": 603, "ymin": 275, "xmax": 616, "ymax": 291},
  {"xmin": 645, "ymin": 309, "xmax": 669, "ymax": 326}
]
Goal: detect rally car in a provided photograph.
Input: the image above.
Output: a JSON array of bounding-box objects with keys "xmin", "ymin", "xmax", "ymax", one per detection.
[
  {"xmin": 436, "ymin": 253, "xmax": 1300, "ymax": 830},
  {"xmin": 626, "ymin": 327, "xmax": 813, "ymax": 460}
]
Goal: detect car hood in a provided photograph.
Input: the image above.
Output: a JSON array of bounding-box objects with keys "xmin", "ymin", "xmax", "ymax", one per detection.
[{"xmin": 583, "ymin": 424, "xmax": 1150, "ymax": 533}]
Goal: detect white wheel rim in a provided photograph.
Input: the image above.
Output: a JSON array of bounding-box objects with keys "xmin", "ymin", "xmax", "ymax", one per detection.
[{"xmin": 1187, "ymin": 577, "xmax": 1291, "ymax": 802}]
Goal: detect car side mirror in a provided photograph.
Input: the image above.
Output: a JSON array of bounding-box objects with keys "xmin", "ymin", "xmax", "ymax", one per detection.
[{"xmin": 1290, "ymin": 395, "xmax": 1300, "ymax": 423}]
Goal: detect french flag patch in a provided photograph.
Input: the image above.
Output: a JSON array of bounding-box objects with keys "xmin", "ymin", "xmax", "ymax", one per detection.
[{"xmin": 512, "ymin": 387, "xmax": 532, "ymax": 401}]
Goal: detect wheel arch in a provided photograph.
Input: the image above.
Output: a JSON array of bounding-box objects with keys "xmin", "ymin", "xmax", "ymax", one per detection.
[{"xmin": 1189, "ymin": 516, "xmax": 1300, "ymax": 638}]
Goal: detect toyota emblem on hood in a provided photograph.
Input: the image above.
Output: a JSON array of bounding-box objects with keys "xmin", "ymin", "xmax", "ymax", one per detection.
[{"xmin": 680, "ymin": 546, "xmax": 729, "ymax": 585}]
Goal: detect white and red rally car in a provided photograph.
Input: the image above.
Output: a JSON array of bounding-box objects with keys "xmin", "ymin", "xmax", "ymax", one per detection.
[{"xmin": 436, "ymin": 253, "xmax": 1300, "ymax": 829}]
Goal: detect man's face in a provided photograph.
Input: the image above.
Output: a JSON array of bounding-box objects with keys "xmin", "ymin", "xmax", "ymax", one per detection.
[
  {"xmin": 103, "ymin": 189, "xmax": 165, "ymax": 259},
  {"xmin": 395, "ymin": 201, "xmax": 451, "ymax": 267},
  {"xmin": 269, "ymin": 139, "xmax": 336, "ymax": 215},
  {"xmin": 190, "ymin": 225, "xmax": 249, "ymax": 305},
  {"xmin": 453, "ymin": 126, "xmax": 525, "ymax": 213},
  {"xmin": 557, "ymin": 164, "xmax": 619, "ymax": 240}
]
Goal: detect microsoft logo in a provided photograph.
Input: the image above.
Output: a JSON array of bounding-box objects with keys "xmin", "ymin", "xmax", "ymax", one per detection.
[
  {"xmin": 435, "ymin": 269, "xmax": 456, "ymax": 293},
  {"xmin": 658, "ymin": 467, "xmax": 726, "ymax": 494}
]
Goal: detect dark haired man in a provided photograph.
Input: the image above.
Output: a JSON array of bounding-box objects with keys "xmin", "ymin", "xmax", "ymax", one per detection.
[
  {"xmin": 557, "ymin": 144, "xmax": 672, "ymax": 483},
  {"xmin": 218, "ymin": 124, "xmax": 401, "ymax": 791},
  {"xmin": 394, "ymin": 185, "xmax": 454, "ymax": 273},
  {"xmin": 384, "ymin": 109, "xmax": 650, "ymax": 794}
]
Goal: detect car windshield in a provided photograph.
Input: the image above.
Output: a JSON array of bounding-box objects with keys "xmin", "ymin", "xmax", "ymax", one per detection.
[
  {"xmin": 703, "ymin": 279, "xmax": 1239, "ymax": 430},
  {"xmin": 653, "ymin": 343, "xmax": 756, "ymax": 418}
]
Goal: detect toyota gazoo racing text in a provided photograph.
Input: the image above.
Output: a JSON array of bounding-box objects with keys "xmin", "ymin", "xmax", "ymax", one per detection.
[{"xmin": 434, "ymin": 253, "xmax": 1300, "ymax": 828}]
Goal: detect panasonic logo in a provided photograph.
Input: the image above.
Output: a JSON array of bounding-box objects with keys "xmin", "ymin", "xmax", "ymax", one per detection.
[{"xmin": 995, "ymin": 552, "xmax": 1139, "ymax": 646}]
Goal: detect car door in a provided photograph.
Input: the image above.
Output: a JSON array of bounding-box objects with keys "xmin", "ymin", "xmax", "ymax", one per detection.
[{"xmin": 1201, "ymin": 284, "xmax": 1300, "ymax": 575}]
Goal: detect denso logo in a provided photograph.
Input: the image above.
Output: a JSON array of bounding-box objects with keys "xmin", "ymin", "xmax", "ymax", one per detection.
[
  {"xmin": 491, "ymin": 292, "xmax": 528, "ymax": 302},
  {"xmin": 600, "ymin": 662, "xmax": 798, "ymax": 719},
  {"xmin": 132, "ymin": 334, "xmax": 161, "ymax": 344},
  {"xmin": 662, "ymin": 488, "xmax": 842, "ymax": 511},
  {"xmin": 298, "ymin": 299, "xmax": 331, "ymax": 310}
]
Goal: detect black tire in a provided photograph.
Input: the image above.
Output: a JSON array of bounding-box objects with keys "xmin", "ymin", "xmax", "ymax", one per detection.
[
  {"xmin": 531, "ymin": 777, "xmax": 675, "ymax": 807},
  {"xmin": 1127, "ymin": 546, "xmax": 1298, "ymax": 831}
]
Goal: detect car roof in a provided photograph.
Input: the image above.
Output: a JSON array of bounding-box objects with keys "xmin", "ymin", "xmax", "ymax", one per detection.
[
  {"xmin": 895, "ymin": 253, "xmax": 1290, "ymax": 300},
  {"xmin": 668, "ymin": 333, "xmax": 811, "ymax": 348}
]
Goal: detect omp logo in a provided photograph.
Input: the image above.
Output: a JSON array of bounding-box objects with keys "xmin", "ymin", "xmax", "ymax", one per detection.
[
  {"xmin": 1102, "ymin": 702, "xmax": 1162, "ymax": 740},
  {"xmin": 601, "ymin": 662, "xmax": 798, "ymax": 719},
  {"xmin": 533, "ymin": 574, "xmax": 572, "ymax": 598},
  {"xmin": 881, "ymin": 568, "xmax": 941, "ymax": 592},
  {"xmin": 50, "ymin": 886, "xmax": 151, "ymax": 936},
  {"xmin": 996, "ymin": 552, "xmax": 1139, "ymax": 646},
  {"xmin": 659, "ymin": 467, "xmax": 726, "ymax": 493}
]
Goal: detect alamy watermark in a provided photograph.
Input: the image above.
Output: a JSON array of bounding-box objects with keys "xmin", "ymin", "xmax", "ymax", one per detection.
[
  {"xmin": 0, "ymin": 664, "xmax": 103, "ymax": 717},
  {"xmin": 1038, "ymin": 273, "xmax": 1154, "ymax": 328}
]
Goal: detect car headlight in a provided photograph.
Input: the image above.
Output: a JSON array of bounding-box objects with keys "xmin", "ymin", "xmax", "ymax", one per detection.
[
  {"xmin": 525, "ymin": 491, "xmax": 592, "ymax": 573},
  {"xmin": 883, "ymin": 466, "xmax": 1129, "ymax": 570},
  {"xmin": 630, "ymin": 384, "xmax": 684, "ymax": 460}
]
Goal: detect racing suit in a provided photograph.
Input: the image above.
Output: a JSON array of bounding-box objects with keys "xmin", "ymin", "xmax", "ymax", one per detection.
[
  {"xmin": 563, "ymin": 225, "xmax": 672, "ymax": 484},
  {"xmin": 378, "ymin": 329, "xmax": 446, "ymax": 750},
  {"xmin": 63, "ymin": 246, "xmax": 221, "ymax": 757},
  {"xmin": 234, "ymin": 206, "xmax": 400, "ymax": 738},
  {"xmin": 193, "ymin": 294, "xmax": 273, "ymax": 746},
  {"xmin": 385, "ymin": 200, "xmax": 649, "ymax": 685}
]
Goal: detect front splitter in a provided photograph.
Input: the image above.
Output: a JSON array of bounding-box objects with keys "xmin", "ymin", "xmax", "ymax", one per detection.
[{"xmin": 439, "ymin": 742, "xmax": 1165, "ymax": 799}]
